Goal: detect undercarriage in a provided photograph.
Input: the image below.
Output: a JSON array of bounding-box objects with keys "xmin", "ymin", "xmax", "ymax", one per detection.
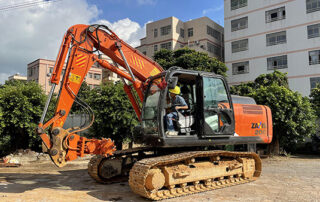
[{"xmin": 88, "ymin": 148, "xmax": 261, "ymax": 200}]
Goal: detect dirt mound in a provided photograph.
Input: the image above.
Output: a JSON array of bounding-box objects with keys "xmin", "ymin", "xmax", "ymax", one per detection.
[{"xmin": 3, "ymin": 149, "xmax": 50, "ymax": 164}]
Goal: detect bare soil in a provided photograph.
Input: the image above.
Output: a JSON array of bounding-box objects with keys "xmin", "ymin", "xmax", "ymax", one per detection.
[{"xmin": 0, "ymin": 155, "xmax": 319, "ymax": 202}]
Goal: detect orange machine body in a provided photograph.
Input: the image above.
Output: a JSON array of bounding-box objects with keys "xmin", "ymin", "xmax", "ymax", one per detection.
[{"xmin": 233, "ymin": 104, "xmax": 273, "ymax": 144}]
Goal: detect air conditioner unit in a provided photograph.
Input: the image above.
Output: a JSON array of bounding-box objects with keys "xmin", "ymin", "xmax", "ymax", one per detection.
[{"xmin": 195, "ymin": 40, "xmax": 200, "ymax": 45}]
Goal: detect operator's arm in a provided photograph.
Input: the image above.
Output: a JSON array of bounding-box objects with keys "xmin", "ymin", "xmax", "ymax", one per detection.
[
  {"xmin": 176, "ymin": 105, "xmax": 188, "ymax": 110},
  {"xmin": 175, "ymin": 96, "xmax": 188, "ymax": 110}
]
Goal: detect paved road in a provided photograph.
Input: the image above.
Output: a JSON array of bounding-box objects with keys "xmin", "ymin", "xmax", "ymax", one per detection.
[{"xmin": 0, "ymin": 155, "xmax": 319, "ymax": 202}]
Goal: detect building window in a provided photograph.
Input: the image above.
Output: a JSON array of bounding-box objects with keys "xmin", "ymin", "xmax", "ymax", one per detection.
[
  {"xmin": 154, "ymin": 28, "xmax": 158, "ymax": 37},
  {"xmin": 231, "ymin": 0, "xmax": 247, "ymax": 10},
  {"xmin": 188, "ymin": 28, "xmax": 193, "ymax": 37},
  {"xmin": 309, "ymin": 50, "xmax": 320, "ymax": 65},
  {"xmin": 307, "ymin": 0, "xmax": 320, "ymax": 13},
  {"xmin": 160, "ymin": 42, "xmax": 172, "ymax": 50},
  {"xmin": 89, "ymin": 73, "xmax": 93, "ymax": 78},
  {"xmin": 267, "ymin": 55, "xmax": 288, "ymax": 70},
  {"xmin": 207, "ymin": 26, "xmax": 221, "ymax": 40},
  {"xmin": 160, "ymin": 25, "xmax": 171, "ymax": 36},
  {"xmin": 231, "ymin": 39, "xmax": 248, "ymax": 53},
  {"xmin": 180, "ymin": 28, "xmax": 185, "ymax": 38},
  {"xmin": 142, "ymin": 51, "xmax": 147, "ymax": 55},
  {"xmin": 308, "ymin": 23, "xmax": 320, "ymax": 38},
  {"xmin": 232, "ymin": 61, "xmax": 249, "ymax": 75},
  {"xmin": 207, "ymin": 42, "xmax": 221, "ymax": 56},
  {"xmin": 28, "ymin": 67, "xmax": 33, "ymax": 77},
  {"xmin": 310, "ymin": 77, "xmax": 320, "ymax": 89},
  {"xmin": 49, "ymin": 67, "xmax": 53, "ymax": 74},
  {"xmin": 94, "ymin": 73, "xmax": 101, "ymax": 80},
  {"xmin": 266, "ymin": 31, "xmax": 287, "ymax": 46},
  {"xmin": 154, "ymin": 44, "xmax": 158, "ymax": 52},
  {"xmin": 231, "ymin": 17, "xmax": 248, "ymax": 32},
  {"xmin": 265, "ymin": 7, "xmax": 286, "ymax": 23}
]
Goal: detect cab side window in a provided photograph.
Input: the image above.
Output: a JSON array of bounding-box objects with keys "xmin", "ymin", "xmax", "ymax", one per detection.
[{"xmin": 203, "ymin": 77, "xmax": 229, "ymax": 133}]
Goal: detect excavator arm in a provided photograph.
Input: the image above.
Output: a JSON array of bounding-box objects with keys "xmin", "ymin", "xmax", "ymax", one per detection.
[{"xmin": 37, "ymin": 24, "xmax": 164, "ymax": 167}]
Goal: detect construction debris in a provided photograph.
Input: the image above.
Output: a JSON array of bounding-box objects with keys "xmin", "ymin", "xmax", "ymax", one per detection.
[
  {"xmin": 1, "ymin": 149, "xmax": 50, "ymax": 166},
  {"xmin": 0, "ymin": 158, "xmax": 21, "ymax": 167}
]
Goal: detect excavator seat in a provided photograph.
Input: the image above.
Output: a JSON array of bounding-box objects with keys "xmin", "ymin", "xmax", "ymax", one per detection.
[
  {"xmin": 171, "ymin": 108, "xmax": 195, "ymax": 135},
  {"xmin": 173, "ymin": 84, "xmax": 195, "ymax": 135}
]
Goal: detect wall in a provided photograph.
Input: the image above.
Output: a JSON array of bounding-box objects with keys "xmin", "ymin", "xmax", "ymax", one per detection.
[{"xmin": 225, "ymin": 0, "xmax": 320, "ymax": 96}]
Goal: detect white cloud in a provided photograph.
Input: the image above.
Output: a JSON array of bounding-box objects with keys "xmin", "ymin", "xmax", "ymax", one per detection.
[
  {"xmin": 137, "ymin": 0, "xmax": 156, "ymax": 5},
  {"xmin": 0, "ymin": 73, "xmax": 10, "ymax": 84},
  {"xmin": 96, "ymin": 18, "xmax": 146, "ymax": 47},
  {"xmin": 103, "ymin": 0, "xmax": 156, "ymax": 5},
  {"xmin": 202, "ymin": 4, "xmax": 224, "ymax": 16},
  {"xmin": 0, "ymin": 0, "xmax": 147, "ymax": 78},
  {"xmin": 0, "ymin": 0, "xmax": 99, "ymax": 77}
]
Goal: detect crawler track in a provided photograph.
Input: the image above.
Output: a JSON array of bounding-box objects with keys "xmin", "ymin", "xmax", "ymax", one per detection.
[
  {"xmin": 88, "ymin": 155, "xmax": 109, "ymax": 184},
  {"xmin": 88, "ymin": 147, "xmax": 153, "ymax": 184},
  {"xmin": 129, "ymin": 150, "xmax": 261, "ymax": 200}
]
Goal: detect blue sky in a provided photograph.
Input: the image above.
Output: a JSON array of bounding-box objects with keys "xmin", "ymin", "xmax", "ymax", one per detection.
[
  {"xmin": 0, "ymin": 0, "xmax": 224, "ymax": 83},
  {"xmin": 90, "ymin": 0, "xmax": 224, "ymax": 26}
]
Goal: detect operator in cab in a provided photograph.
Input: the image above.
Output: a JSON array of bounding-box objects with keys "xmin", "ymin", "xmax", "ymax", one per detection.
[{"xmin": 165, "ymin": 86, "xmax": 188, "ymax": 136}]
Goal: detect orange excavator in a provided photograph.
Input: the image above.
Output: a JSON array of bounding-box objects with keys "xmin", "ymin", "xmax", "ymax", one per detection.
[{"xmin": 37, "ymin": 24, "xmax": 273, "ymax": 200}]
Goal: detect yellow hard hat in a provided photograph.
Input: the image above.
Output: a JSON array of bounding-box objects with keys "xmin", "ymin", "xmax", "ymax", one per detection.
[{"xmin": 169, "ymin": 86, "xmax": 180, "ymax": 95}]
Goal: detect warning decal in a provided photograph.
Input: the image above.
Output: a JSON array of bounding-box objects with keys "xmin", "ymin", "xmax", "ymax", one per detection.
[{"xmin": 69, "ymin": 73, "xmax": 81, "ymax": 84}]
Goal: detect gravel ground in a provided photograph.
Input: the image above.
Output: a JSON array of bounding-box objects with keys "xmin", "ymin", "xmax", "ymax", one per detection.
[{"xmin": 0, "ymin": 155, "xmax": 319, "ymax": 202}]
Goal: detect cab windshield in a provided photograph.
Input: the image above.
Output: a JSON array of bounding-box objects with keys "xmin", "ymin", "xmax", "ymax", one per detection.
[{"xmin": 142, "ymin": 82, "xmax": 161, "ymax": 134}]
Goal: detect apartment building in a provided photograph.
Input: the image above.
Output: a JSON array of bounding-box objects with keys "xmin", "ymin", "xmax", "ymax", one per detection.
[
  {"xmin": 8, "ymin": 73, "xmax": 27, "ymax": 81},
  {"xmin": 100, "ymin": 55, "xmax": 123, "ymax": 83},
  {"xmin": 102, "ymin": 69, "xmax": 121, "ymax": 83},
  {"xmin": 27, "ymin": 59, "xmax": 103, "ymax": 94},
  {"xmin": 137, "ymin": 16, "xmax": 224, "ymax": 61},
  {"xmin": 225, "ymin": 0, "xmax": 320, "ymax": 96}
]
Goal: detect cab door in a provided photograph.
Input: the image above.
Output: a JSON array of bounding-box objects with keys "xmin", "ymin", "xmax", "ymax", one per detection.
[{"xmin": 201, "ymin": 76, "xmax": 235, "ymax": 137}]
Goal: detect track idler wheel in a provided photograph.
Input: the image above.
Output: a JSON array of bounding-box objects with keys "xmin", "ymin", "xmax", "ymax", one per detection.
[{"xmin": 145, "ymin": 169, "xmax": 165, "ymax": 191}]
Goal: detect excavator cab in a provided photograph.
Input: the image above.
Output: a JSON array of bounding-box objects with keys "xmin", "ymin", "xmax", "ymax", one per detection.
[{"xmin": 139, "ymin": 68, "xmax": 236, "ymax": 147}]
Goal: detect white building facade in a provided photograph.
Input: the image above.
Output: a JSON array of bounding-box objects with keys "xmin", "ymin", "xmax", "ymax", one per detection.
[
  {"xmin": 225, "ymin": 0, "xmax": 320, "ymax": 96},
  {"xmin": 137, "ymin": 17, "xmax": 224, "ymax": 61}
]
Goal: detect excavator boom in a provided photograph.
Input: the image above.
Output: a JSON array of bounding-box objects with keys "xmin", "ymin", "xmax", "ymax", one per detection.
[{"xmin": 37, "ymin": 24, "xmax": 164, "ymax": 167}]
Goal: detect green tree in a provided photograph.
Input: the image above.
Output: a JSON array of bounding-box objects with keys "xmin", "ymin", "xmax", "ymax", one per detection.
[
  {"xmin": 70, "ymin": 81, "xmax": 91, "ymax": 114},
  {"xmin": 153, "ymin": 49, "xmax": 174, "ymax": 69},
  {"xmin": 230, "ymin": 70, "xmax": 289, "ymax": 95},
  {"xmin": 85, "ymin": 82, "xmax": 138, "ymax": 149},
  {"xmin": 230, "ymin": 82, "xmax": 255, "ymax": 96},
  {"xmin": 254, "ymin": 71, "xmax": 289, "ymax": 89},
  {"xmin": 310, "ymin": 83, "xmax": 320, "ymax": 117},
  {"xmin": 154, "ymin": 48, "xmax": 228, "ymax": 76},
  {"xmin": 0, "ymin": 107, "xmax": 5, "ymax": 150},
  {"xmin": 252, "ymin": 85, "xmax": 317, "ymax": 153},
  {"xmin": 231, "ymin": 71, "xmax": 317, "ymax": 153},
  {"xmin": 0, "ymin": 80, "xmax": 48, "ymax": 155}
]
